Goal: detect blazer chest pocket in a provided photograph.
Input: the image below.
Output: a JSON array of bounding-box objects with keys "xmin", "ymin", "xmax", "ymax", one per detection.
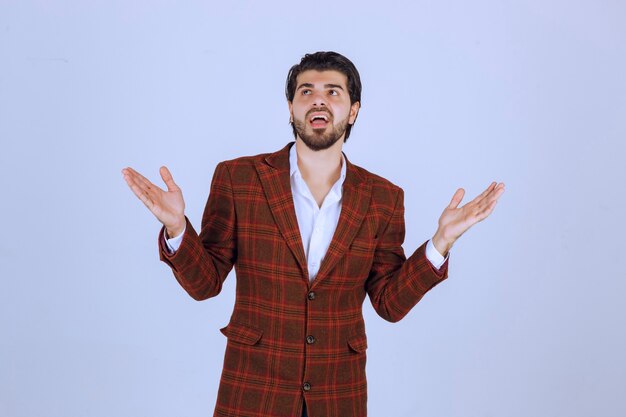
[
  {"xmin": 220, "ymin": 321, "xmax": 263, "ymax": 346},
  {"xmin": 347, "ymin": 332, "xmax": 368, "ymax": 353}
]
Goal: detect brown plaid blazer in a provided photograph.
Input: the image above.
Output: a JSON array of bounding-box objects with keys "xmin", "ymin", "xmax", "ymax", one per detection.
[{"xmin": 158, "ymin": 141, "xmax": 449, "ymax": 417}]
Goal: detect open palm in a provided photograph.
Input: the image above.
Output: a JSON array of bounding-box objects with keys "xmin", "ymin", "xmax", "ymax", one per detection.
[
  {"xmin": 436, "ymin": 182, "xmax": 505, "ymax": 244},
  {"xmin": 121, "ymin": 166, "xmax": 186, "ymax": 235}
]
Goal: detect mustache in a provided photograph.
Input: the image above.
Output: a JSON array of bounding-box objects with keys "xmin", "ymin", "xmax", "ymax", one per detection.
[{"xmin": 306, "ymin": 108, "xmax": 333, "ymax": 119}]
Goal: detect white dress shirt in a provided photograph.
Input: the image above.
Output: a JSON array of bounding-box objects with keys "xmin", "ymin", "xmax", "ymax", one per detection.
[
  {"xmin": 165, "ymin": 145, "xmax": 448, "ymax": 281},
  {"xmin": 290, "ymin": 143, "xmax": 346, "ymax": 281}
]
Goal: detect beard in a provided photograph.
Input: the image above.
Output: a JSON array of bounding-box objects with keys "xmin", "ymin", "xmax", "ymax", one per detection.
[{"xmin": 293, "ymin": 112, "xmax": 350, "ymax": 151}]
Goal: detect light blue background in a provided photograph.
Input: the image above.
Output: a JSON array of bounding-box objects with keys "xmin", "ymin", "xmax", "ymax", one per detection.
[{"xmin": 1, "ymin": 1, "xmax": 625, "ymax": 416}]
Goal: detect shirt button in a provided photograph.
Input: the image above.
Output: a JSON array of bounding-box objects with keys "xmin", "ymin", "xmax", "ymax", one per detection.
[
  {"xmin": 307, "ymin": 291, "xmax": 316, "ymax": 300},
  {"xmin": 303, "ymin": 382, "xmax": 311, "ymax": 391},
  {"xmin": 306, "ymin": 335, "xmax": 316, "ymax": 344}
]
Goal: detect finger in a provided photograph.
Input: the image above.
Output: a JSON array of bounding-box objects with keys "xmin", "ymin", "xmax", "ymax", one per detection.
[
  {"xmin": 448, "ymin": 188, "xmax": 465, "ymax": 209},
  {"xmin": 122, "ymin": 168, "xmax": 147, "ymax": 193},
  {"xmin": 492, "ymin": 183, "xmax": 505, "ymax": 199},
  {"xmin": 160, "ymin": 166, "xmax": 180, "ymax": 192},
  {"xmin": 479, "ymin": 182, "xmax": 506, "ymax": 208},
  {"xmin": 124, "ymin": 174, "xmax": 156, "ymax": 210},
  {"xmin": 122, "ymin": 167, "xmax": 148, "ymax": 190},
  {"xmin": 123, "ymin": 170, "xmax": 151, "ymax": 199},
  {"xmin": 475, "ymin": 199, "xmax": 498, "ymax": 222},
  {"xmin": 122, "ymin": 171, "xmax": 149, "ymax": 199},
  {"xmin": 468, "ymin": 181, "xmax": 504, "ymax": 209},
  {"xmin": 489, "ymin": 182, "xmax": 505, "ymax": 192},
  {"xmin": 467, "ymin": 182, "xmax": 497, "ymax": 206},
  {"xmin": 122, "ymin": 168, "xmax": 160, "ymax": 209},
  {"xmin": 486, "ymin": 182, "xmax": 505, "ymax": 197},
  {"xmin": 126, "ymin": 168, "xmax": 167, "ymax": 205},
  {"xmin": 480, "ymin": 181, "xmax": 498, "ymax": 199},
  {"xmin": 125, "ymin": 167, "xmax": 157, "ymax": 191}
]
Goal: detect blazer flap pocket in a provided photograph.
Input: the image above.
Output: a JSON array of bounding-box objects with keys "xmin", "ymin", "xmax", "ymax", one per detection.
[
  {"xmin": 220, "ymin": 321, "xmax": 263, "ymax": 345},
  {"xmin": 347, "ymin": 332, "xmax": 368, "ymax": 353}
]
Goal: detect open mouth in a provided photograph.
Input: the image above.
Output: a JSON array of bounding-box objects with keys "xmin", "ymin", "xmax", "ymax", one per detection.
[{"xmin": 309, "ymin": 113, "xmax": 330, "ymax": 129}]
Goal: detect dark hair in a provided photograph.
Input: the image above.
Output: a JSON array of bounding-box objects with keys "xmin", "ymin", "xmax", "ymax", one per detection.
[{"xmin": 285, "ymin": 51, "xmax": 362, "ymax": 141}]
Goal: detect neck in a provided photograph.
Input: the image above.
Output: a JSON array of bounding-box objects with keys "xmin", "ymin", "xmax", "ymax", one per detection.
[{"xmin": 294, "ymin": 138, "xmax": 344, "ymax": 185}]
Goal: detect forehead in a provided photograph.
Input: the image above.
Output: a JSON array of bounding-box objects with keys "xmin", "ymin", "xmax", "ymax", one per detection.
[{"xmin": 295, "ymin": 69, "xmax": 348, "ymax": 89}]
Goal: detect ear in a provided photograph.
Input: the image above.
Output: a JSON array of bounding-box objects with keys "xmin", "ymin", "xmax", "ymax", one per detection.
[
  {"xmin": 288, "ymin": 101, "xmax": 293, "ymax": 122},
  {"xmin": 349, "ymin": 101, "xmax": 360, "ymax": 125}
]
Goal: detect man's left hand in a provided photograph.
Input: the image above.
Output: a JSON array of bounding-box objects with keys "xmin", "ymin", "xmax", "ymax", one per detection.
[{"xmin": 432, "ymin": 182, "xmax": 506, "ymax": 257}]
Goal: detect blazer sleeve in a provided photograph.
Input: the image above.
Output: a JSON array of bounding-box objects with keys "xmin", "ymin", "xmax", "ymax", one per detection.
[
  {"xmin": 365, "ymin": 187, "xmax": 449, "ymax": 322},
  {"xmin": 158, "ymin": 162, "xmax": 237, "ymax": 300}
]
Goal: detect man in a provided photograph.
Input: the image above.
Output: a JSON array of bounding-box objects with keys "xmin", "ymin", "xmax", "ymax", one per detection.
[{"xmin": 122, "ymin": 51, "xmax": 505, "ymax": 417}]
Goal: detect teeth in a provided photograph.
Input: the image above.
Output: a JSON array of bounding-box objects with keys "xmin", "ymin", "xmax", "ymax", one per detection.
[{"xmin": 310, "ymin": 115, "xmax": 328, "ymax": 122}]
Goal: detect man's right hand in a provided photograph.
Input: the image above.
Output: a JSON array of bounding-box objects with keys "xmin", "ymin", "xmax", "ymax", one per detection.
[{"xmin": 121, "ymin": 166, "xmax": 186, "ymax": 238}]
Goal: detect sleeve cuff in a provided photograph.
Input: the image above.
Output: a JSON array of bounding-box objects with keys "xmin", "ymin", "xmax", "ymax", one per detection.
[
  {"xmin": 425, "ymin": 239, "xmax": 448, "ymax": 270},
  {"xmin": 164, "ymin": 225, "xmax": 186, "ymax": 254}
]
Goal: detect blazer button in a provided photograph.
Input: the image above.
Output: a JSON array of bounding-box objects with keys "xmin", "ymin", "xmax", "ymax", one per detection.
[
  {"xmin": 306, "ymin": 335, "xmax": 316, "ymax": 344},
  {"xmin": 307, "ymin": 291, "xmax": 315, "ymax": 300},
  {"xmin": 303, "ymin": 382, "xmax": 311, "ymax": 391}
]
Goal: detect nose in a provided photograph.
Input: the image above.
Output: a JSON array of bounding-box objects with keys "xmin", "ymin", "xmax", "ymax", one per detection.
[{"xmin": 310, "ymin": 90, "xmax": 327, "ymax": 107}]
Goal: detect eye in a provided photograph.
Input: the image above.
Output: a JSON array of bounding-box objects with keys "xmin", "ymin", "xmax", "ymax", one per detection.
[
  {"xmin": 329, "ymin": 90, "xmax": 338, "ymax": 96},
  {"xmin": 302, "ymin": 89, "xmax": 311, "ymax": 95}
]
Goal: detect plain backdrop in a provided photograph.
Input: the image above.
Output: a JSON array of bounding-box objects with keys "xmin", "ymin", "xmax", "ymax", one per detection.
[{"xmin": 1, "ymin": 1, "xmax": 625, "ymax": 416}]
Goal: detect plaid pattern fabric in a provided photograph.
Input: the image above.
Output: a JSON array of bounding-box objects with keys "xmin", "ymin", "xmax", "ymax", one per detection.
[{"xmin": 158, "ymin": 142, "xmax": 449, "ymax": 417}]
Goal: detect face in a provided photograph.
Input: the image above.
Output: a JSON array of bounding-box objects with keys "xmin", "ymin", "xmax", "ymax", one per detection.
[{"xmin": 288, "ymin": 70, "xmax": 360, "ymax": 151}]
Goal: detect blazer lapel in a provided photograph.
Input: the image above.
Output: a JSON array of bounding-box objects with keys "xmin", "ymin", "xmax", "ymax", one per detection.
[
  {"xmin": 312, "ymin": 153, "xmax": 371, "ymax": 289},
  {"xmin": 255, "ymin": 142, "xmax": 310, "ymax": 281},
  {"xmin": 255, "ymin": 141, "xmax": 372, "ymax": 288}
]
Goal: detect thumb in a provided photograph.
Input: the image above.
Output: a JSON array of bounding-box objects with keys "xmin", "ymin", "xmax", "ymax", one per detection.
[
  {"xmin": 159, "ymin": 166, "xmax": 179, "ymax": 192},
  {"xmin": 448, "ymin": 188, "xmax": 465, "ymax": 209}
]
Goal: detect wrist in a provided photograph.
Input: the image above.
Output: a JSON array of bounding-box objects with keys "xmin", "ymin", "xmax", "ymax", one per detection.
[
  {"xmin": 432, "ymin": 229, "xmax": 453, "ymax": 257},
  {"xmin": 166, "ymin": 218, "xmax": 186, "ymax": 239}
]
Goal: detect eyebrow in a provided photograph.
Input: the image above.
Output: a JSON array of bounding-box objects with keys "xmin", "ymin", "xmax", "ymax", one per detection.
[{"xmin": 296, "ymin": 83, "xmax": 345, "ymax": 91}]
